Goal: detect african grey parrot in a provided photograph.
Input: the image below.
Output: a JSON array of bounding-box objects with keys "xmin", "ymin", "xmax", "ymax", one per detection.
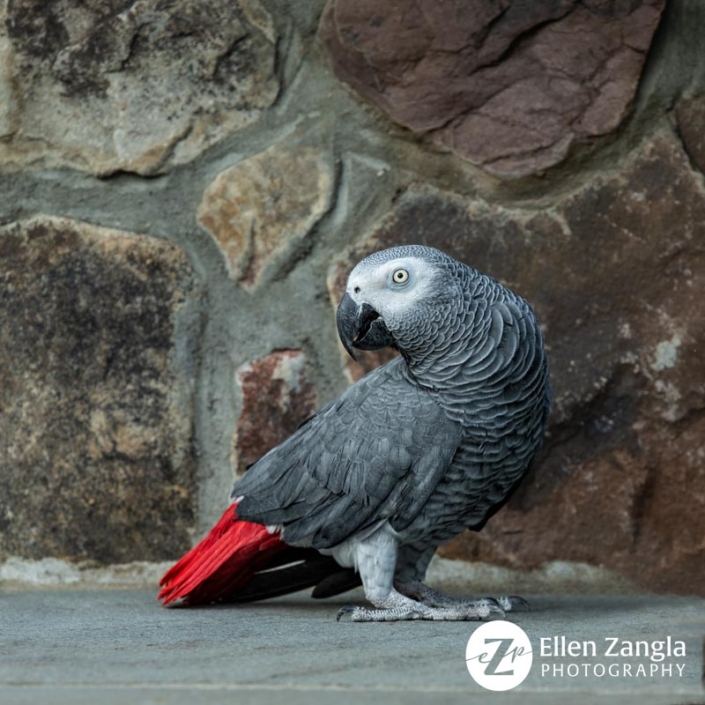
[{"xmin": 159, "ymin": 245, "xmax": 550, "ymax": 621}]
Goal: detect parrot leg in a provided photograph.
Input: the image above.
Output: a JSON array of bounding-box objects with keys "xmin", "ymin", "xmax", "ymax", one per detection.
[
  {"xmin": 335, "ymin": 525, "xmax": 505, "ymax": 622},
  {"xmin": 395, "ymin": 581, "xmax": 530, "ymax": 613},
  {"xmin": 391, "ymin": 546, "xmax": 529, "ymax": 614}
]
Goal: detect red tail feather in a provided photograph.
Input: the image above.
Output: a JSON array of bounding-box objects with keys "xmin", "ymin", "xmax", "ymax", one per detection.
[{"xmin": 158, "ymin": 503, "xmax": 285, "ymax": 606}]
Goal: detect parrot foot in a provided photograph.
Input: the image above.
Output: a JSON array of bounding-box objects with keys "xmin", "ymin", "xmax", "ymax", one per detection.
[
  {"xmin": 396, "ymin": 581, "xmax": 530, "ymax": 613},
  {"xmin": 336, "ymin": 589, "xmax": 504, "ymax": 622}
]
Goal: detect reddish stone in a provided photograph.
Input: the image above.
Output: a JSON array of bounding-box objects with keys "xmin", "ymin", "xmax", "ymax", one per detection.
[
  {"xmin": 329, "ymin": 132, "xmax": 705, "ymax": 595},
  {"xmin": 321, "ymin": 0, "xmax": 665, "ymax": 177},
  {"xmin": 232, "ymin": 350, "xmax": 318, "ymax": 476}
]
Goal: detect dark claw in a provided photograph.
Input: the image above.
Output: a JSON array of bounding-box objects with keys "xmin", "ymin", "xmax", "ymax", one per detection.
[
  {"xmin": 509, "ymin": 595, "xmax": 530, "ymax": 609},
  {"xmin": 336, "ymin": 605, "xmax": 357, "ymax": 622},
  {"xmin": 480, "ymin": 596, "xmax": 501, "ymax": 609},
  {"xmin": 475, "ymin": 596, "xmax": 505, "ymax": 619},
  {"xmin": 498, "ymin": 595, "xmax": 530, "ymax": 612}
]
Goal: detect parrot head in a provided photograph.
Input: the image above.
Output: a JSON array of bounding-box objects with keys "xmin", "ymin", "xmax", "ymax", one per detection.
[{"xmin": 336, "ymin": 245, "xmax": 459, "ymax": 361}]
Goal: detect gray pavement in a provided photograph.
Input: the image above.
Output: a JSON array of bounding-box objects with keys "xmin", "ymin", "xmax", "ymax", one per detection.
[{"xmin": 0, "ymin": 587, "xmax": 703, "ymax": 705}]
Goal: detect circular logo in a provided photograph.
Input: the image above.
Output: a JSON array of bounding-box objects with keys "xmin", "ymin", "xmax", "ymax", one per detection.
[{"xmin": 465, "ymin": 621, "xmax": 533, "ymax": 691}]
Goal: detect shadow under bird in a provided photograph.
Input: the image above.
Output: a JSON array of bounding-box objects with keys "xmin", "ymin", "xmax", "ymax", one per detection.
[{"xmin": 159, "ymin": 245, "xmax": 551, "ymax": 621}]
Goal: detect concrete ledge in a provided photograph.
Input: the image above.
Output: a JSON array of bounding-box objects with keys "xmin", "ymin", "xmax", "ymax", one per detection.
[
  {"xmin": 0, "ymin": 556, "xmax": 635, "ymax": 594},
  {"xmin": 1, "ymin": 685, "xmax": 700, "ymax": 705},
  {"xmin": 1, "ymin": 588, "xmax": 702, "ymax": 705}
]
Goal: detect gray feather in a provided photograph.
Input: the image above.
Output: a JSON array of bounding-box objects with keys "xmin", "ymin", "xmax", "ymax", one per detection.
[
  {"xmin": 233, "ymin": 244, "xmax": 550, "ymax": 570},
  {"xmin": 234, "ymin": 357, "xmax": 463, "ymax": 549}
]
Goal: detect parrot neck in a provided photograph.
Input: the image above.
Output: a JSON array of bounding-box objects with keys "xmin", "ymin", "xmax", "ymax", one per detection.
[{"xmin": 395, "ymin": 278, "xmax": 525, "ymax": 395}]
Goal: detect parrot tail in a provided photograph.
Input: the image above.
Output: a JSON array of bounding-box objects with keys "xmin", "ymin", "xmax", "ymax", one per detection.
[
  {"xmin": 158, "ymin": 503, "xmax": 361, "ymax": 606},
  {"xmin": 158, "ymin": 503, "xmax": 285, "ymax": 606}
]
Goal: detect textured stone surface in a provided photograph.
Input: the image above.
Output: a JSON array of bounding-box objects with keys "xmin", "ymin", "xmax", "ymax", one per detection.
[
  {"xmin": 198, "ymin": 145, "xmax": 333, "ymax": 289},
  {"xmin": 321, "ymin": 0, "xmax": 665, "ymax": 177},
  {"xmin": 0, "ymin": 0, "xmax": 701, "ymax": 599},
  {"xmin": 675, "ymin": 93, "xmax": 705, "ymax": 174},
  {"xmin": 328, "ymin": 131, "xmax": 705, "ymax": 594},
  {"xmin": 0, "ymin": 0, "xmax": 278, "ymax": 175},
  {"xmin": 232, "ymin": 350, "xmax": 317, "ymax": 477},
  {"xmin": 0, "ymin": 217, "xmax": 201, "ymax": 563}
]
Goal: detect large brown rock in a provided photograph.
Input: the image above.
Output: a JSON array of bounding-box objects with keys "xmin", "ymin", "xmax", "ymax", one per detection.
[
  {"xmin": 328, "ymin": 131, "xmax": 705, "ymax": 594},
  {"xmin": 198, "ymin": 145, "xmax": 333, "ymax": 290},
  {"xmin": 321, "ymin": 0, "xmax": 665, "ymax": 178},
  {"xmin": 0, "ymin": 217, "xmax": 201, "ymax": 563},
  {"xmin": 0, "ymin": 0, "xmax": 278, "ymax": 175},
  {"xmin": 231, "ymin": 350, "xmax": 318, "ymax": 477}
]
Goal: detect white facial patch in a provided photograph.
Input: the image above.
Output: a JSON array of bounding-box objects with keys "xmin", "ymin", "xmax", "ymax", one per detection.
[{"xmin": 347, "ymin": 256, "xmax": 437, "ymax": 319}]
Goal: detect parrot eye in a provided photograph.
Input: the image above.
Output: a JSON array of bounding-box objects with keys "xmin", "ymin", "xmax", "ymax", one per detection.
[{"xmin": 392, "ymin": 268, "xmax": 409, "ymax": 285}]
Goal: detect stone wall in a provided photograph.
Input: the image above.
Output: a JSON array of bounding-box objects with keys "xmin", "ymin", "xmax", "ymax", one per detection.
[{"xmin": 1, "ymin": 0, "xmax": 704, "ymax": 595}]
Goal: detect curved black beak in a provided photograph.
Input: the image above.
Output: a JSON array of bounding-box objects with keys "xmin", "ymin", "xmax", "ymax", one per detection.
[{"xmin": 336, "ymin": 292, "xmax": 395, "ymax": 360}]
